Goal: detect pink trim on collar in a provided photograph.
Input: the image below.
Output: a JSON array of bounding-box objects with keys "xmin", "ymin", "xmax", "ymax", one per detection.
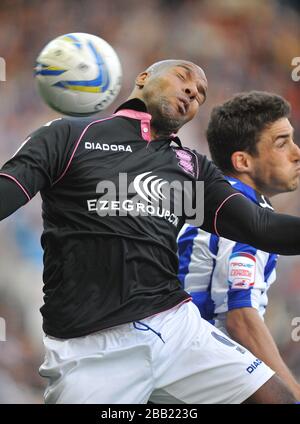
[
  {"xmin": 141, "ymin": 120, "xmax": 151, "ymax": 142},
  {"xmin": 114, "ymin": 108, "xmax": 152, "ymax": 142},
  {"xmin": 114, "ymin": 109, "xmax": 152, "ymax": 121}
]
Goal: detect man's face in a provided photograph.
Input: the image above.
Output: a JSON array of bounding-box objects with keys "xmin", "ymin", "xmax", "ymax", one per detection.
[
  {"xmin": 140, "ymin": 62, "xmax": 207, "ymax": 135},
  {"xmin": 250, "ymin": 118, "xmax": 300, "ymax": 196}
]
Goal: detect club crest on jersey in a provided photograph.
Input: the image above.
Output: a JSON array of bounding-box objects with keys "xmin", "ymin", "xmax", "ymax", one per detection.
[
  {"xmin": 228, "ymin": 252, "xmax": 256, "ymax": 290},
  {"xmin": 173, "ymin": 149, "xmax": 196, "ymax": 177},
  {"xmin": 85, "ymin": 141, "xmax": 132, "ymax": 152}
]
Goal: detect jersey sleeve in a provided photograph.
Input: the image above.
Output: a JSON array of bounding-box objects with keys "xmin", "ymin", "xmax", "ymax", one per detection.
[
  {"xmin": 0, "ymin": 118, "xmax": 73, "ymax": 200},
  {"xmin": 196, "ymin": 153, "xmax": 242, "ymax": 233},
  {"xmin": 0, "ymin": 177, "xmax": 29, "ymax": 220},
  {"xmin": 212, "ymin": 240, "xmax": 277, "ymax": 318},
  {"xmin": 225, "ymin": 245, "xmax": 264, "ymax": 311}
]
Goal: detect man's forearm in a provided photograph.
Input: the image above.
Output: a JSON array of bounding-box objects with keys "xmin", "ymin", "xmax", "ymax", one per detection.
[
  {"xmin": 215, "ymin": 192, "xmax": 300, "ymax": 255},
  {"xmin": 226, "ymin": 307, "xmax": 300, "ymax": 400}
]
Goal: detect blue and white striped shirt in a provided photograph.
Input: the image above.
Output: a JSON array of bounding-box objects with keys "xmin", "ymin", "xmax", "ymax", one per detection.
[{"xmin": 178, "ymin": 177, "xmax": 278, "ymax": 330}]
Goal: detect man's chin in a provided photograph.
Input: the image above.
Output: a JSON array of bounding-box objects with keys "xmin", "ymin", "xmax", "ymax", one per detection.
[
  {"xmin": 153, "ymin": 118, "xmax": 182, "ymax": 135},
  {"xmin": 149, "ymin": 103, "xmax": 185, "ymax": 134}
]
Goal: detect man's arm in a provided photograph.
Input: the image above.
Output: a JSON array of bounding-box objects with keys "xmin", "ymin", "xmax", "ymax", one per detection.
[
  {"xmin": 213, "ymin": 193, "xmax": 300, "ymax": 255},
  {"xmin": 0, "ymin": 177, "xmax": 28, "ymax": 220},
  {"xmin": 226, "ymin": 307, "xmax": 300, "ymax": 400},
  {"xmin": 198, "ymin": 155, "xmax": 300, "ymax": 255},
  {"xmin": 0, "ymin": 118, "xmax": 75, "ymax": 222}
]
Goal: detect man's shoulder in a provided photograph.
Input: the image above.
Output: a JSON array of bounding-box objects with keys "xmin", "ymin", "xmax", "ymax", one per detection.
[
  {"xmin": 61, "ymin": 116, "xmax": 108, "ymax": 133},
  {"xmin": 173, "ymin": 146, "xmax": 206, "ymax": 160},
  {"xmin": 38, "ymin": 114, "xmax": 119, "ymax": 140}
]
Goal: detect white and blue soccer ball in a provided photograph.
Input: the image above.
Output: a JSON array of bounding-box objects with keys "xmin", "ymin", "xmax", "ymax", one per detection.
[{"xmin": 35, "ymin": 33, "xmax": 122, "ymax": 116}]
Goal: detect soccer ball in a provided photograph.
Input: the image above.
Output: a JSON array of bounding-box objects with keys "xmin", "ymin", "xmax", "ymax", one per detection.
[{"xmin": 35, "ymin": 33, "xmax": 122, "ymax": 116}]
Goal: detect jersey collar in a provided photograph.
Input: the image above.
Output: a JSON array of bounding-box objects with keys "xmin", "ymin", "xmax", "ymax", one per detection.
[
  {"xmin": 226, "ymin": 176, "xmax": 274, "ymax": 210},
  {"xmin": 114, "ymin": 98, "xmax": 182, "ymax": 147},
  {"xmin": 114, "ymin": 99, "xmax": 152, "ymax": 121}
]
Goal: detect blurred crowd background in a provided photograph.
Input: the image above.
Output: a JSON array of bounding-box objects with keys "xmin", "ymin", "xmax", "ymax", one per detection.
[{"xmin": 0, "ymin": 0, "xmax": 299, "ymax": 403}]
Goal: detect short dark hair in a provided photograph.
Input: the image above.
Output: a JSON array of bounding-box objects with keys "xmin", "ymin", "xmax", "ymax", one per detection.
[{"xmin": 206, "ymin": 91, "xmax": 291, "ymax": 173}]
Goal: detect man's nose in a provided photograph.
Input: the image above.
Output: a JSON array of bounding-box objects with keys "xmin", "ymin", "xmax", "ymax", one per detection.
[
  {"xmin": 184, "ymin": 85, "xmax": 197, "ymax": 100},
  {"xmin": 292, "ymin": 142, "xmax": 300, "ymax": 160}
]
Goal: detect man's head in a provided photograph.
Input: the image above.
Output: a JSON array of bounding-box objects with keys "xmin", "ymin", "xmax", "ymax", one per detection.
[
  {"xmin": 207, "ymin": 91, "xmax": 300, "ymax": 197},
  {"xmin": 129, "ymin": 60, "xmax": 207, "ymax": 137}
]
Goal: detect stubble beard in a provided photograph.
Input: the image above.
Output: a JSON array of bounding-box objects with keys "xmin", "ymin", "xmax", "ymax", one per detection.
[{"xmin": 150, "ymin": 97, "xmax": 185, "ymax": 136}]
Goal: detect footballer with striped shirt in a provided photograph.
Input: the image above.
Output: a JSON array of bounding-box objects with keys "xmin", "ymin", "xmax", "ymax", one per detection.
[{"xmin": 178, "ymin": 91, "xmax": 300, "ymax": 401}]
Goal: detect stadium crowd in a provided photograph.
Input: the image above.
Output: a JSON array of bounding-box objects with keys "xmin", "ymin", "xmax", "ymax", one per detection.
[{"xmin": 0, "ymin": 0, "xmax": 299, "ymax": 402}]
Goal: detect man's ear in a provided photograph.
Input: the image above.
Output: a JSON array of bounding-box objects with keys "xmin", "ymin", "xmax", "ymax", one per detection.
[
  {"xmin": 231, "ymin": 151, "xmax": 253, "ymax": 173},
  {"xmin": 135, "ymin": 72, "xmax": 149, "ymax": 89}
]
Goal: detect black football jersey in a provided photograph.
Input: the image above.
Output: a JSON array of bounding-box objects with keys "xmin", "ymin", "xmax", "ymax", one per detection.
[{"xmin": 0, "ymin": 99, "xmax": 254, "ymax": 338}]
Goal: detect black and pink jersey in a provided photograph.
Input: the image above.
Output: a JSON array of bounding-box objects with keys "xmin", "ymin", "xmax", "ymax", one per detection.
[{"xmin": 1, "ymin": 99, "xmax": 300, "ymax": 338}]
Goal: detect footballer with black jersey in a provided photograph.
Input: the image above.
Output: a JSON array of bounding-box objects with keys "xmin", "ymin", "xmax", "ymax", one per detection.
[{"xmin": 0, "ymin": 60, "xmax": 299, "ymax": 404}]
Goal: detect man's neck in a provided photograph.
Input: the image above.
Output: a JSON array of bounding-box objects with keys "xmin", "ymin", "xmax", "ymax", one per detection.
[
  {"xmin": 227, "ymin": 172, "xmax": 273, "ymax": 198},
  {"xmin": 117, "ymin": 97, "xmax": 175, "ymax": 140},
  {"xmin": 115, "ymin": 97, "xmax": 148, "ymax": 114}
]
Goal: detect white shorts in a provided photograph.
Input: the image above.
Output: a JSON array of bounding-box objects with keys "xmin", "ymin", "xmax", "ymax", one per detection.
[{"xmin": 39, "ymin": 301, "xmax": 274, "ymax": 404}]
